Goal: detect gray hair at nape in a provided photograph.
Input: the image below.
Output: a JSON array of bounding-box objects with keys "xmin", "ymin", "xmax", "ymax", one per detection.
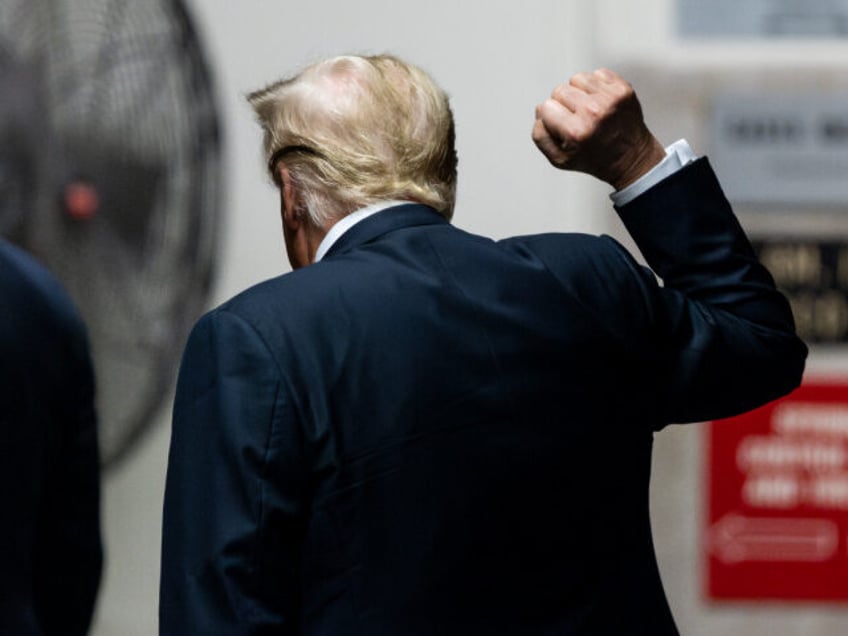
[{"xmin": 248, "ymin": 54, "xmax": 458, "ymax": 227}]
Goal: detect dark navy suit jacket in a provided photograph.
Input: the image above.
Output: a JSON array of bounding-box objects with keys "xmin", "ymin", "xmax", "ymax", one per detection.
[
  {"xmin": 0, "ymin": 240, "xmax": 102, "ymax": 635},
  {"xmin": 160, "ymin": 159, "xmax": 806, "ymax": 634}
]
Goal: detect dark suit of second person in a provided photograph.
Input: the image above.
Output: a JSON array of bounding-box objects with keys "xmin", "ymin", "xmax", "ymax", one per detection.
[{"xmin": 0, "ymin": 239, "xmax": 102, "ymax": 636}]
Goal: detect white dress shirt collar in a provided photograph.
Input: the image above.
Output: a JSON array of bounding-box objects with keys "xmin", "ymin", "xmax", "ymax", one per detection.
[{"xmin": 314, "ymin": 200, "xmax": 410, "ymax": 263}]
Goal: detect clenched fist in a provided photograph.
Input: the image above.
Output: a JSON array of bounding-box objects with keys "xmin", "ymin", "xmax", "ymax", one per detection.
[{"xmin": 532, "ymin": 69, "xmax": 665, "ymax": 191}]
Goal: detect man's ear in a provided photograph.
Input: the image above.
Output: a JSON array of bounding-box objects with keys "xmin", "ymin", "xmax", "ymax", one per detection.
[{"xmin": 279, "ymin": 164, "xmax": 301, "ymax": 231}]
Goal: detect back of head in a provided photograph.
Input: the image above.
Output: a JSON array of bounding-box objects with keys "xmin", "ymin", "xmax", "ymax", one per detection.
[{"xmin": 248, "ymin": 54, "xmax": 458, "ymax": 226}]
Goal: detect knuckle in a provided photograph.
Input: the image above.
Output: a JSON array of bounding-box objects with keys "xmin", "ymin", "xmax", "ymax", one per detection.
[
  {"xmin": 550, "ymin": 85, "xmax": 569, "ymax": 103},
  {"xmin": 584, "ymin": 100, "xmax": 604, "ymax": 119},
  {"xmin": 612, "ymin": 81, "xmax": 634, "ymax": 101},
  {"xmin": 569, "ymin": 71, "xmax": 589, "ymax": 86},
  {"xmin": 569, "ymin": 121, "xmax": 592, "ymax": 143}
]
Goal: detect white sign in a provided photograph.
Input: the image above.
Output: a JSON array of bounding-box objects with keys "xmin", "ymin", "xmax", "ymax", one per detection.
[
  {"xmin": 709, "ymin": 92, "xmax": 848, "ymax": 206},
  {"xmin": 679, "ymin": 0, "xmax": 848, "ymax": 38}
]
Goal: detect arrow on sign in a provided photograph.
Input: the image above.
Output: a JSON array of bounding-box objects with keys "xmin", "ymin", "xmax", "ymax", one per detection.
[{"xmin": 709, "ymin": 514, "xmax": 838, "ymax": 563}]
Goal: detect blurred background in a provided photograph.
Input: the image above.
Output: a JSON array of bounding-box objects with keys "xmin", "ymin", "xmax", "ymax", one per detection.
[{"xmin": 3, "ymin": 0, "xmax": 848, "ymax": 633}]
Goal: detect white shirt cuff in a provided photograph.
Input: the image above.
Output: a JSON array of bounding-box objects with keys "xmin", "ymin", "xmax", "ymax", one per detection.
[{"xmin": 610, "ymin": 139, "xmax": 698, "ymax": 207}]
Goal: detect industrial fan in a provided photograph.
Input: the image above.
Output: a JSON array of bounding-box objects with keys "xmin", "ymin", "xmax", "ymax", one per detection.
[{"xmin": 0, "ymin": 0, "xmax": 221, "ymax": 467}]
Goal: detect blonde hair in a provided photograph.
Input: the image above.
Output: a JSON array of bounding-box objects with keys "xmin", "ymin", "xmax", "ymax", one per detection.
[{"xmin": 247, "ymin": 54, "xmax": 458, "ymax": 226}]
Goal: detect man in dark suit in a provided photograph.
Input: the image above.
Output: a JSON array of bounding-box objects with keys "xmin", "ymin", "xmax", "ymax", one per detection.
[
  {"xmin": 160, "ymin": 55, "xmax": 806, "ymax": 634},
  {"xmin": 0, "ymin": 239, "xmax": 103, "ymax": 635}
]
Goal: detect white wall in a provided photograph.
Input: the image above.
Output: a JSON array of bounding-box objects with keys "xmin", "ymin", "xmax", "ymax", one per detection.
[{"xmin": 91, "ymin": 1, "xmax": 848, "ymax": 634}]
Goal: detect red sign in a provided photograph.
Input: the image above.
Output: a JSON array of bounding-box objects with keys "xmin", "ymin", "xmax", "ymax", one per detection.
[{"xmin": 707, "ymin": 380, "xmax": 848, "ymax": 601}]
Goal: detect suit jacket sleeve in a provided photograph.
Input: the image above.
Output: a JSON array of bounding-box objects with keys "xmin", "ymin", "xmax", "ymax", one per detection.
[
  {"xmin": 160, "ymin": 309, "xmax": 307, "ymax": 635},
  {"xmin": 612, "ymin": 157, "xmax": 807, "ymax": 424},
  {"xmin": 0, "ymin": 241, "xmax": 102, "ymax": 636},
  {"xmin": 33, "ymin": 322, "xmax": 102, "ymax": 636}
]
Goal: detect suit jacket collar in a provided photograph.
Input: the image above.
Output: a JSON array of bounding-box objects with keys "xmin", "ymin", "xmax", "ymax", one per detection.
[{"xmin": 322, "ymin": 203, "xmax": 448, "ymax": 260}]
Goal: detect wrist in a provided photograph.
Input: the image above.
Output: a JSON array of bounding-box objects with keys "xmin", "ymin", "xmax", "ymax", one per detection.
[
  {"xmin": 611, "ymin": 136, "xmax": 666, "ymax": 192},
  {"xmin": 610, "ymin": 139, "xmax": 698, "ymax": 207}
]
